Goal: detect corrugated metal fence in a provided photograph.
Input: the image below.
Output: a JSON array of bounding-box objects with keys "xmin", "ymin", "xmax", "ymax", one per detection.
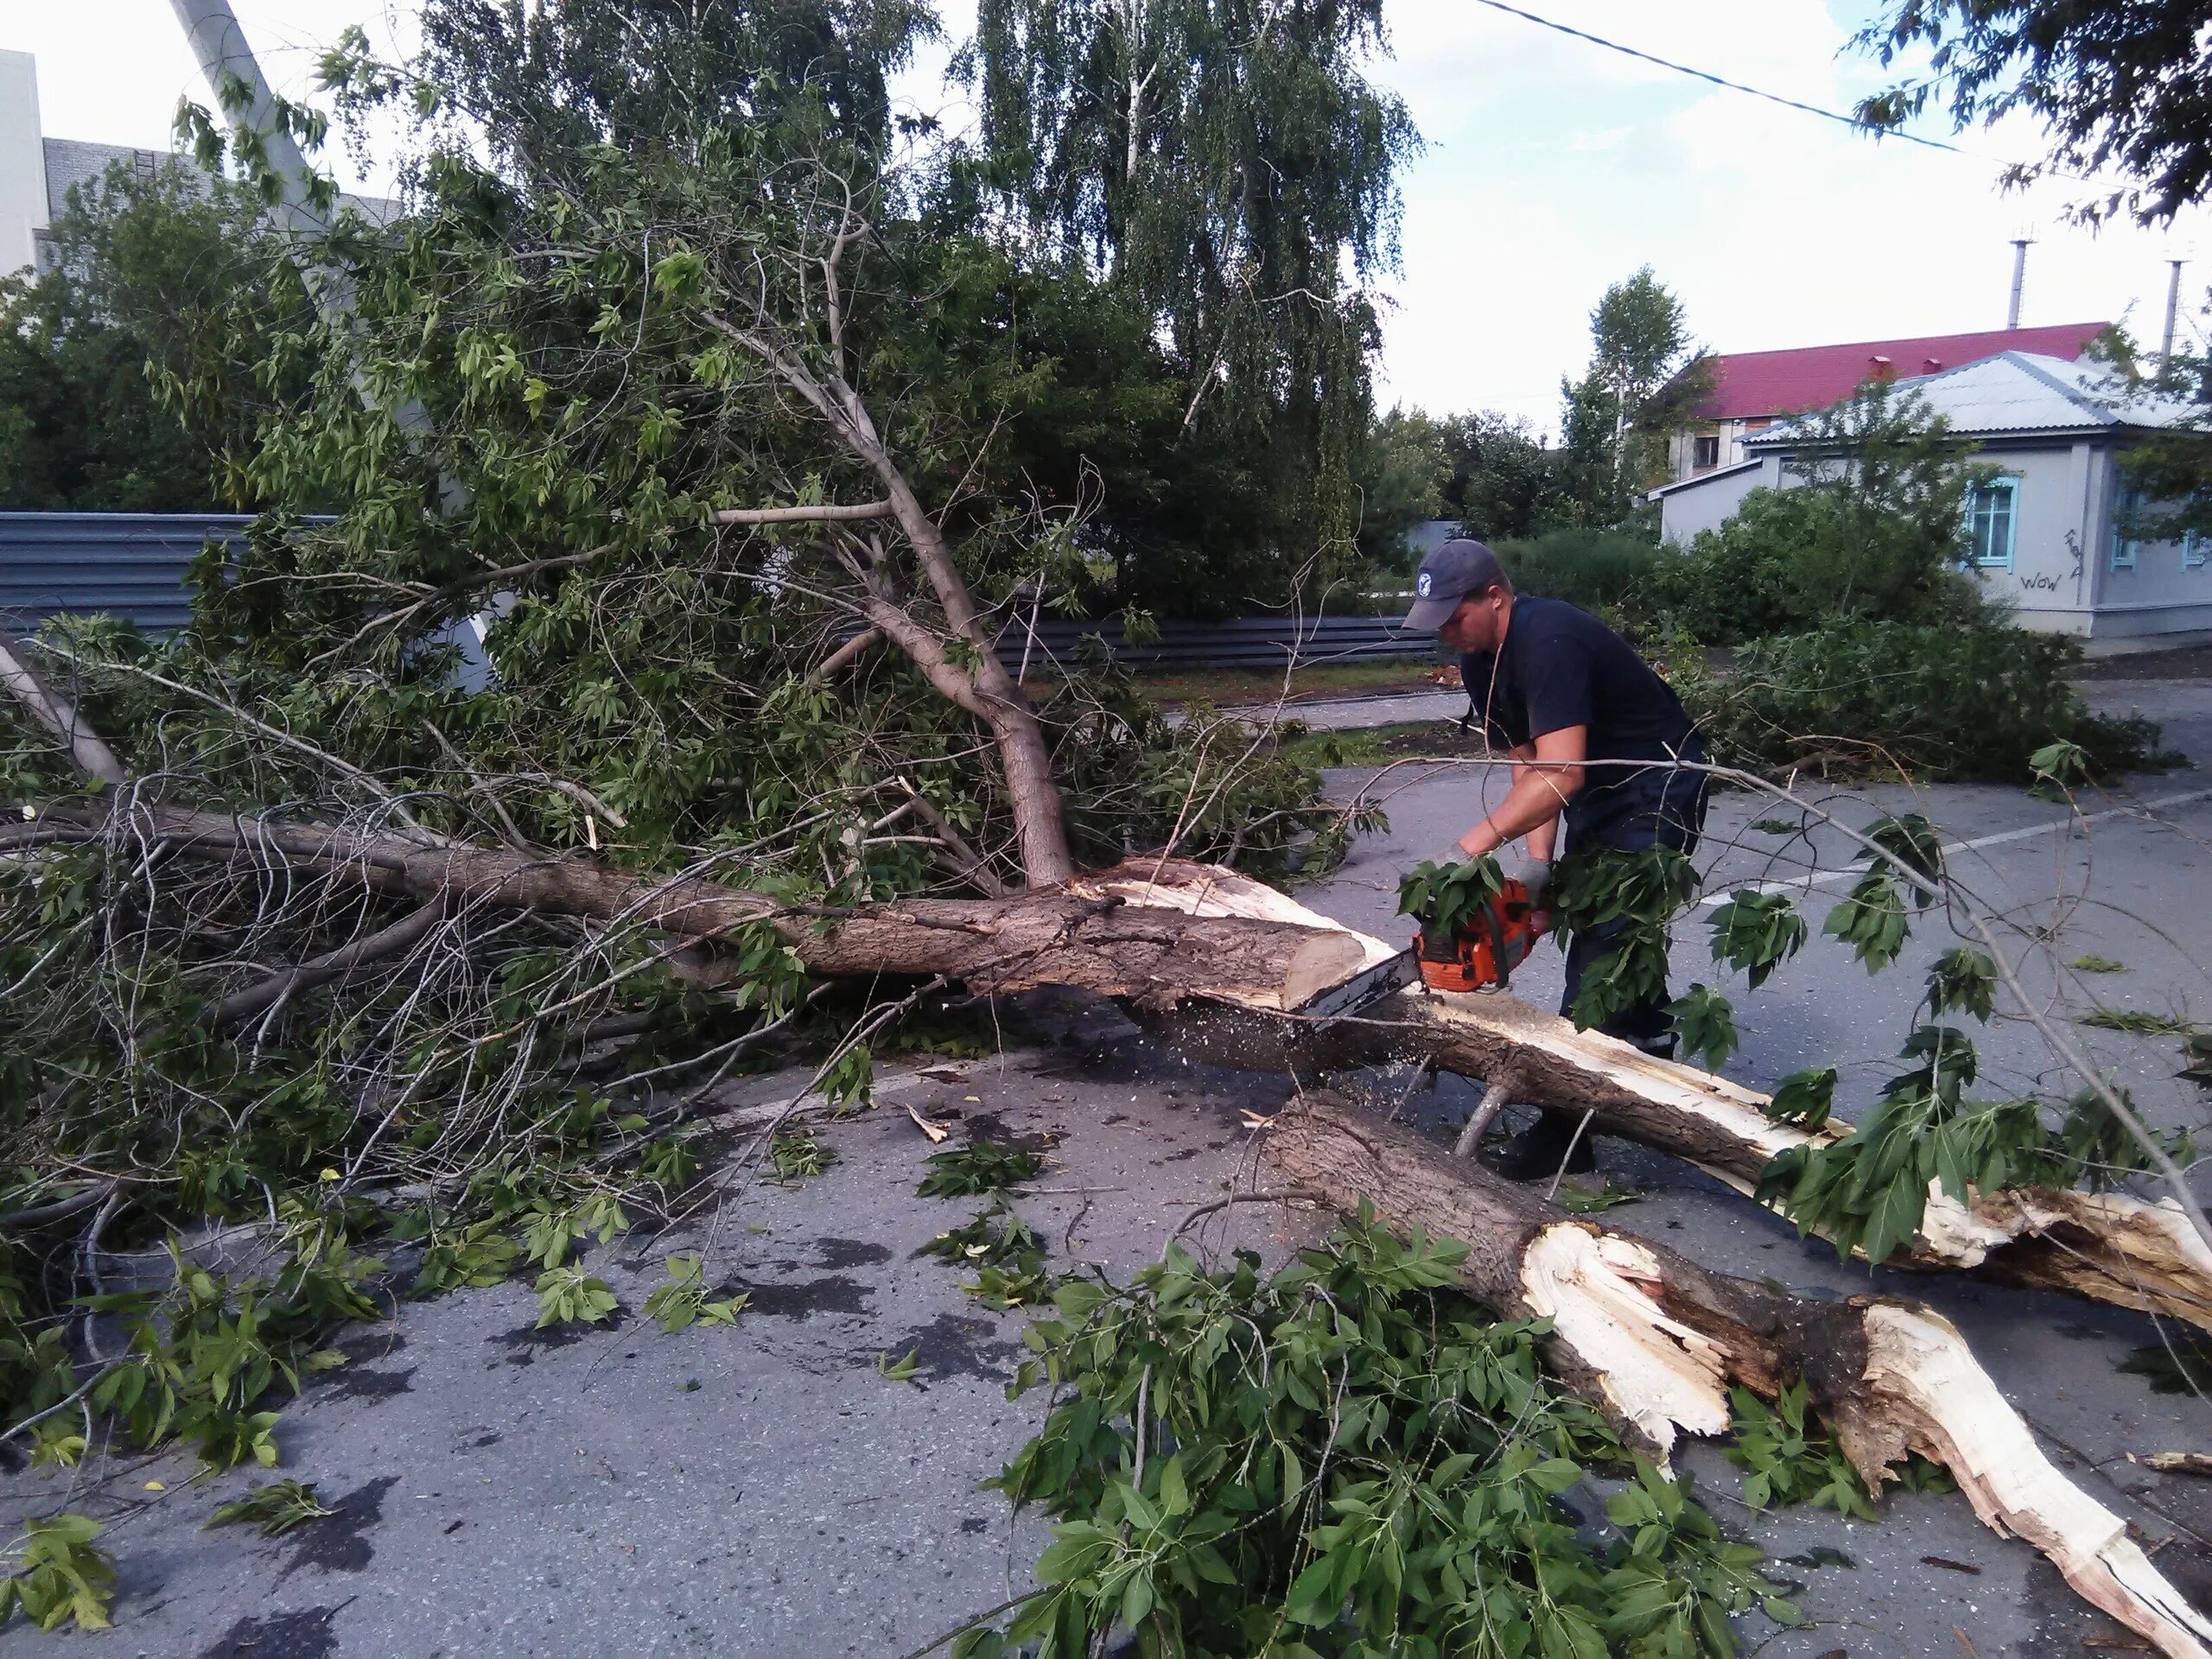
[
  {"xmin": 0, "ymin": 512, "xmax": 1438, "ymax": 672},
  {"xmin": 0, "ymin": 512, "xmax": 254, "ymax": 633},
  {"xmin": 1001, "ymin": 613, "xmax": 1435, "ymax": 672}
]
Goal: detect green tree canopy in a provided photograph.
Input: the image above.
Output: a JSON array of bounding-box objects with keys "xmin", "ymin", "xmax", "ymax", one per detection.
[
  {"xmin": 0, "ymin": 162, "xmax": 276, "ymax": 512},
  {"xmin": 1558, "ymin": 266, "xmax": 1710, "ymax": 522},
  {"xmin": 1855, "ymin": 0, "xmax": 2212, "ymax": 226},
  {"xmin": 967, "ymin": 0, "xmax": 1420, "ymax": 588}
]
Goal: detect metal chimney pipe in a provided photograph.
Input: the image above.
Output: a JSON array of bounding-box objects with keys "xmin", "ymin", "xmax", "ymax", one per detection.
[
  {"xmin": 2007, "ymin": 238, "xmax": 2032, "ymax": 328},
  {"xmin": 2160, "ymin": 257, "xmax": 2186, "ymax": 374}
]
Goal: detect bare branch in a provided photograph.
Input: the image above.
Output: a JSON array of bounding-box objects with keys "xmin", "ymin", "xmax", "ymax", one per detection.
[
  {"xmin": 712, "ymin": 500, "xmax": 895, "ymax": 525},
  {"xmin": 0, "ymin": 628, "xmax": 128, "ymax": 786}
]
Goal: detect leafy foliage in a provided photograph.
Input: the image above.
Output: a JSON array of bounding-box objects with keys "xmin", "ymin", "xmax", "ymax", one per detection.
[
  {"xmin": 969, "ymin": 0, "xmax": 1418, "ymax": 594},
  {"xmin": 1927, "ymin": 949, "xmax": 1997, "ymax": 1023},
  {"xmin": 532, "ymin": 1268, "xmax": 620, "ymax": 1330},
  {"xmin": 1764, "ymin": 1068, "xmax": 1838, "ymax": 1131},
  {"xmin": 2077, "ymin": 1009, "xmax": 2196, "ymax": 1036},
  {"xmin": 1494, "ymin": 530, "xmax": 1667, "ymax": 614},
  {"xmin": 207, "ymin": 1479, "xmax": 334, "ymax": 1537},
  {"xmin": 1686, "ymin": 620, "xmax": 2170, "ymax": 785},
  {"xmin": 0, "ymin": 1515, "xmax": 116, "ymax": 1633},
  {"xmin": 642, "ymin": 1253, "xmax": 749, "ymax": 1333},
  {"xmin": 0, "ymin": 162, "xmax": 276, "ymax": 512},
  {"xmin": 1668, "ymin": 985, "xmax": 1739, "ymax": 1071},
  {"xmin": 770, "ymin": 1133, "xmax": 839, "ymax": 1181},
  {"xmin": 1706, "ymin": 891, "xmax": 1806, "ymax": 990},
  {"xmin": 1854, "ymin": 0, "xmax": 2212, "ymax": 226},
  {"xmin": 1724, "ymin": 1385, "xmax": 1876, "ymax": 1521},
  {"xmin": 922, "ymin": 1201, "xmax": 1055, "ymax": 1309},
  {"xmin": 1559, "ymin": 267, "xmax": 1711, "ymax": 511},
  {"xmin": 973, "ymin": 1213, "xmax": 1802, "ymax": 1656},
  {"xmin": 1549, "ymin": 847, "xmax": 1699, "ymax": 1033},
  {"xmin": 918, "ymin": 1136, "xmax": 1046, "ymax": 1199},
  {"xmin": 1395, "ymin": 854, "xmax": 1505, "ymax": 938}
]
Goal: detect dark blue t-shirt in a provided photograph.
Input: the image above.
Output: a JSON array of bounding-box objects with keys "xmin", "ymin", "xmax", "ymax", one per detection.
[{"xmin": 1461, "ymin": 596, "xmax": 1700, "ymax": 823}]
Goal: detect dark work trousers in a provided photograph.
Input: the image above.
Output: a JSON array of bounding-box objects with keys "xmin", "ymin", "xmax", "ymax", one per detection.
[{"xmin": 1558, "ymin": 756, "xmax": 1709, "ymax": 1056}]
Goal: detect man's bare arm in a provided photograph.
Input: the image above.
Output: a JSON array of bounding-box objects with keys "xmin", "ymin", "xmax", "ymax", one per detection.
[{"xmin": 1455, "ymin": 726, "xmax": 1586, "ymax": 859}]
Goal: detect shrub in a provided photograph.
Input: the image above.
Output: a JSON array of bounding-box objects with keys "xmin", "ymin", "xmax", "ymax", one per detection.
[
  {"xmin": 1642, "ymin": 486, "xmax": 1986, "ymax": 645},
  {"xmin": 1640, "ymin": 490, "xmax": 1825, "ymax": 643},
  {"xmin": 1687, "ymin": 620, "xmax": 2171, "ymax": 782},
  {"xmin": 1492, "ymin": 527, "xmax": 1662, "ymax": 612}
]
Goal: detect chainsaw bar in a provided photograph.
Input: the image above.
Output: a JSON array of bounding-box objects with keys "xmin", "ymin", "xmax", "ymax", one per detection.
[{"xmin": 1292, "ymin": 948, "xmax": 1419, "ymax": 1020}]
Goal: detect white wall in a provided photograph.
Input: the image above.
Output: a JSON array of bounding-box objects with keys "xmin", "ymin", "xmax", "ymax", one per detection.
[
  {"xmin": 1654, "ymin": 456, "xmax": 1779, "ymax": 543},
  {"xmin": 2082, "ymin": 448, "xmax": 2212, "ymax": 642},
  {"xmin": 0, "ymin": 51, "xmax": 48, "ymax": 276},
  {"xmin": 1961, "ymin": 442, "xmax": 2094, "ymax": 634}
]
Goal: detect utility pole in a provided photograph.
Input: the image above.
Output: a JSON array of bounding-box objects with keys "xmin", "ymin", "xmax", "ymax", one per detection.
[
  {"xmin": 168, "ymin": 0, "xmax": 333, "ymax": 246},
  {"xmin": 2160, "ymin": 257, "xmax": 2187, "ymax": 376},
  {"xmin": 2007, "ymin": 237, "xmax": 2033, "ymax": 329}
]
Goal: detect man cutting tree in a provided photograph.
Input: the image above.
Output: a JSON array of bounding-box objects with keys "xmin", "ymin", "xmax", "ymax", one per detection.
[{"xmin": 1402, "ymin": 539, "xmax": 1708, "ymax": 1179}]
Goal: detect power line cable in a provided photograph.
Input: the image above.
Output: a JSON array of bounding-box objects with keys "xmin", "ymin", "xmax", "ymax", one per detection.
[{"xmin": 1464, "ymin": 0, "xmax": 2071, "ymax": 176}]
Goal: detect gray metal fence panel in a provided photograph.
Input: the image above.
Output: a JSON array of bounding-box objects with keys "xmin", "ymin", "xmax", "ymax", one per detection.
[
  {"xmin": 1, "ymin": 513, "xmax": 1438, "ymax": 676},
  {"xmin": 0, "ymin": 512, "xmax": 257, "ymax": 633},
  {"xmin": 993, "ymin": 613, "xmax": 1438, "ymax": 672}
]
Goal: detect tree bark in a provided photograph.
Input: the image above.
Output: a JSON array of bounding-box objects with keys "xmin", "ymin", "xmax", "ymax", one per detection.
[
  {"xmin": 1263, "ymin": 1092, "xmax": 2212, "ymax": 1659},
  {"xmin": 0, "ymin": 631, "xmax": 128, "ymax": 788},
  {"xmin": 7, "ymin": 813, "xmax": 1362, "ymax": 1014}
]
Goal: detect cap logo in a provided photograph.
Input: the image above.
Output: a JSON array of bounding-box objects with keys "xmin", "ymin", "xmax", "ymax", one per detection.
[{"xmin": 1416, "ymin": 572, "xmax": 1433, "ymax": 597}]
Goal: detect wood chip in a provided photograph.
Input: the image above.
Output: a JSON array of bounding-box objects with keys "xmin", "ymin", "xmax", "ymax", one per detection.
[
  {"xmin": 1955, "ymin": 1628, "xmax": 1983, "ymax": 1659},
  {"xmin": 902, "ymin": 1102, "xmax": 950, "ymax": 1143},
  {"xmin": 2141, "ymin": 1452, "xmax": 2212, "ymax": 1478},
  {"xmin": 2084, "ymin": 1638, "xmax": 2155, "ymax": 1652}
]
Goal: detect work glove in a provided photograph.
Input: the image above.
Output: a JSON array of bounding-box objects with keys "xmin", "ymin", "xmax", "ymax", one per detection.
[{"xmin": 1507, "ymin": 856, "xmax": 1553, "ymax": 910}]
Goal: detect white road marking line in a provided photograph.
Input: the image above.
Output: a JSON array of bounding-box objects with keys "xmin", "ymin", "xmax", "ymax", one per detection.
[{"xmin": 1696, "ymin": 787, "xmax": 2212, "ymax": 906}]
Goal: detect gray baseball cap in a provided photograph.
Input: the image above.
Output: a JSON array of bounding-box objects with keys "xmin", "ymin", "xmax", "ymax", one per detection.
[{"xmin": 1402, "ymin": 538, "xmax": 1507, "ymax": 631}]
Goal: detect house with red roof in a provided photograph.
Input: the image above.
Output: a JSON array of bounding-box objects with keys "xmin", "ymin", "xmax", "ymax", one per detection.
[
  {"xmin": 1650, "ymin": 347, "xmax": 2211, "ymax": 649},
  {"xmin": 1664, "ymin": 322, "xmax": 2110, "ymax": 482}
]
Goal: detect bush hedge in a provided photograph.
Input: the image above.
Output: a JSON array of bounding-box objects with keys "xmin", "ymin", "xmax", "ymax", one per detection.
[
  {"xmin": 1685, "ymin": 621, "xmax": 2171, "ymax": 782},
  {"xmin": 1491, "ymin": 528, "xmax": 1663, "ymax": 613}
]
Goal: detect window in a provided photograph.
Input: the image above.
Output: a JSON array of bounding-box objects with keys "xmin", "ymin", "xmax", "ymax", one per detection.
[
  {"xmin": 2187, "ymin": 530, "xmax": 2209, "ymax": 572},
  {"xmin": 1692, "ymin": 434, "xmax": 1720, "ymax": 470},
  {"xmin": 2111, "ymin": 483, "xmax": 2141, "ymax": 571},
  {"xmin": 1965, "ymin": 477, "xmax": 2018, "ymax": 569}
]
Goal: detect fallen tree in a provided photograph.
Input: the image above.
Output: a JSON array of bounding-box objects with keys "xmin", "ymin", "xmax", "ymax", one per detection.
[
  {"xmin": 1263, "ymin": 1090, "xmax": 2212, "ymax": 1659},
  {"xmin": 1106, "ymin": 858, "xmax": 2212, "ymax": 1334}
]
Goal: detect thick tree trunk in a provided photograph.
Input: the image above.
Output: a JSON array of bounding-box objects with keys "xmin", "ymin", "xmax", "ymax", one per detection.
[
  {"xmin": 1106, "ymin": 861, "xmax": 2212, "ymax": 1335},
  {"xmin": 7, "ymin": 813, "xmax": 1361, "ymax": 1013},
  {"xmin": 1263, "ymin": 1092, "xmax": 2212, "ymax": 1659}
]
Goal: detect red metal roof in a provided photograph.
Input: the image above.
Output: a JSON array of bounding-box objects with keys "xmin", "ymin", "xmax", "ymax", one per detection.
[{"xmin": 1693, "ymin": 322, "xmax": 2109, "ymax": 421}]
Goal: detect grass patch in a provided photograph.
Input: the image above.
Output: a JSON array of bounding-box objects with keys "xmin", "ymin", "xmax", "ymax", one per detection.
[
  {"xmin": 1277, "ymin": 720, "xmax": 1471, "ymax": 769},
  {"xmin": 2068, "ymin": 955, "xmax": 2128, "ymax": 975}
]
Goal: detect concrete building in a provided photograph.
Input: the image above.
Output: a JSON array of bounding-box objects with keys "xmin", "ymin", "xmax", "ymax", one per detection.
[
  {"xmin": 1662, "ymin": 322, "xmax": 2110, "ymax": 484},
  {"xmin": 2, "ymin": 48, "xmax": 391, "ymax": 277},
  {"xmin": 1650, "ymin": 351, "xmax": 2210, "ymax": 650}
]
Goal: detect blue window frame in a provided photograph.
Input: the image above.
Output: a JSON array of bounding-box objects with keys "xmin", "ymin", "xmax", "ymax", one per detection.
[
  {"xmin": 1966, "ymin": 477, "xmax": 2018, "ymax": 569},
  {"xmin": 2111, "ymin": 483, "xmax": 2141, "ymax": 570}
]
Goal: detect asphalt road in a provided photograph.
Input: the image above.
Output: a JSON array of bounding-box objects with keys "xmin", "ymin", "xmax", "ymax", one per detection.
[{"xmin": 4, "ymin": 681, "xmax": 2209, "ymax": 1658}]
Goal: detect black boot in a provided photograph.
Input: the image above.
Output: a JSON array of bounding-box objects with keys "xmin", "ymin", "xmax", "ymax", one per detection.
[{"xmin": 1488, "ymin": 1107, "xmax": 1597, "ymax": 1181}]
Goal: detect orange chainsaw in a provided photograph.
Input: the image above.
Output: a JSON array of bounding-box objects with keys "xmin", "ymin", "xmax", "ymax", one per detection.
[{"xmin": 1413, "ymin": 877, "xmax": 1551, "ymax": 994}]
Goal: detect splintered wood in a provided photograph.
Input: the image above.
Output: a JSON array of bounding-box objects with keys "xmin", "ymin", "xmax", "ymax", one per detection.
[
  {"xmin": 1104, "ymin": 860, "xmax": 2212, "ymax": 1334},
  {"xmin": 1264, "ymin": 1093, "xmax": 2212, "ymax": 1659}
]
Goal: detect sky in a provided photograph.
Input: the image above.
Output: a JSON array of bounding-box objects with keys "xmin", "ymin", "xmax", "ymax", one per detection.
[{"xmin": 8, "ymin": 0, "xmax": 2205, "ymax": 436}]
